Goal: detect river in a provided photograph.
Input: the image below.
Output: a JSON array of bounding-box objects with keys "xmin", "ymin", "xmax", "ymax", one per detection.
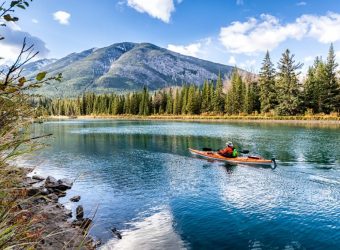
[{"xmin": 24, "ymin": 120, "xmax": 340, "ymax": 249}]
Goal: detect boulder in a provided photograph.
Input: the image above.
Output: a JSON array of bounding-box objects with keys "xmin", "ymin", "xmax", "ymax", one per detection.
[
  {"xmin": 56, "ymin": 178, "xmax": 73, "ymax": 191},
  {"xmin": 32, "ymin": 175, "xmax": 45, "ymax": 181},
  {"xmin": 70, "ymin": 195, "xmax": 81, "ymax": 202},
  {"xmin": 45, "ymin": 176, "xmax": 58, "ymax": 188},
  {"xmin": 76, "ymin": 205, "xmax": 84, "ymax": 220}
]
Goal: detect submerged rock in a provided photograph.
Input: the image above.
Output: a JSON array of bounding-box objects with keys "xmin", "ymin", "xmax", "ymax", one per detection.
[{"xmin": 70, "ymin": 195, "xmax": 81, "ymax": 202}]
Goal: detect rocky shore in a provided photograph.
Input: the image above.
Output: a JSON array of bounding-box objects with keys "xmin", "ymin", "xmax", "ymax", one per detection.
[{"xmin": 18, "ymin": 168, "xmax": 99, "ymax": 249}]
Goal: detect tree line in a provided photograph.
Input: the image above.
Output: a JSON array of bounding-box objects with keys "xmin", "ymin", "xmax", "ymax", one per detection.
[{"xmin": 37, "ymin": 45, "xmax": 340, "ymax": 117}]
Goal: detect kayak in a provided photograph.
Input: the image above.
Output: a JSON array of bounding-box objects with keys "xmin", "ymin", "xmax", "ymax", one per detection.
[{"xmin": 189, "ymin": 148, "xmax": 276, "ymax": 168}]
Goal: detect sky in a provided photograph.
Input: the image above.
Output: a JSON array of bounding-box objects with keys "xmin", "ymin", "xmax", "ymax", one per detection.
[{"xmin": 1, "ymin": 0, "xmax": 340, "ymax": 73}]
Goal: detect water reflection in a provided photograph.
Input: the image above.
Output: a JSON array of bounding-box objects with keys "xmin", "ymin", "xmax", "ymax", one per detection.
[
  {"xmin": 24, "ymin": 120, "xmax": 340, "ymax": 249},
  {"xmin": 102, "ymin": 207, "xmax": 186, "ymax": 250}
]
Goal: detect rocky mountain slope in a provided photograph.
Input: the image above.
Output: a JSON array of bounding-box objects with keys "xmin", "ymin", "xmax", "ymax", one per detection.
[{"xmin": 24, "ymin": 42, "xmax": 237, "ymax": 97}]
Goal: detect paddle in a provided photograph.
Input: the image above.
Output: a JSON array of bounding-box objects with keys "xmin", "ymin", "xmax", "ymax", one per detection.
[{"xmin": 202, "ymin": 147, "xmax": 250, "ymax": 154}]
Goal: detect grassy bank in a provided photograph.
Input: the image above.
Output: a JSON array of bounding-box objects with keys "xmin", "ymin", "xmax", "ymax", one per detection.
[{"xmin": 45, "ymin": 114, "xmax": 340, "ymax": 124}]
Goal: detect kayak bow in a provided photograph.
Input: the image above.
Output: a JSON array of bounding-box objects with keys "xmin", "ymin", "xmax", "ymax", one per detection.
[{"xmin": 189, "ymin": 148, "xmax": 276, "ymax": 168}]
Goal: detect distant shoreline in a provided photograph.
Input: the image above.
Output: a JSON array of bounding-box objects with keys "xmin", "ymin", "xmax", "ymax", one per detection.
[{"xmin": 43, "ymin": 115, "xmax": 340, "ymax": 125}]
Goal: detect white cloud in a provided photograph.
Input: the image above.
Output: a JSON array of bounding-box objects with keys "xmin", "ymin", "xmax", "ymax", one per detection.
[
  {"xmin": 167, "ymin": 38, "xmax": 212, "ymax": 57},
  {"xmin": 297, "ymin": 1, "xmax": 307, "ymax": 6},
  {"xmin": 127, "ymin": 0, "xmax": 175, "ymax": 23},
  {"xmin": 299, "ymin": 13, "xmax": 340, "ymax": 43},
  {"xmin": 219, "ymin": 12, "xmax": 340, "ymax": 54},
  {"xmin": 32, "ymin": 19, "xmax": 39, "ymax": 24},
  {"xmin": 228, "ymin": 56, "xmax": 237, "ymax": 65},
  {"xmin": 0, "ymin": 25, "xmax": 49, "ymax": 65},
  {"xmin": 167, "ymin": 42, "xmax": 201, "ymax": 57},
  {"xmin": 53, "ymin": 11, "xmax": 71, "ymax": 25}
]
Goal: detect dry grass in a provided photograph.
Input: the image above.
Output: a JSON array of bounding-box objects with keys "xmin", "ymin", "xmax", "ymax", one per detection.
[{"xmin": 0, "ymin": 165, "xmax": 41, "ymax": 249}]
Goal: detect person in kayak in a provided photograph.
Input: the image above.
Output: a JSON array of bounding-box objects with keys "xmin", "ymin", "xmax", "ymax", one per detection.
[{"xmin": 218, "ymin": 142, "xmax": 238, "ymax": 158}]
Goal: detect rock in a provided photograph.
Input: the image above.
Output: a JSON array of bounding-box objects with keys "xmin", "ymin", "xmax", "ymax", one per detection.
[
  {"xmin": 70, "ymin": 195, "xmax": 81, "ymax": 202},
  {"xmin": 54, "ymin": 190, "xmax": 67, "ymax": 197},
  {"xmin": 65, "ymin": 209, "xmax": 72, "ymax": 217},
  {"xmin": 76, "ymin": 205, "xmax": 84, "ymax": 220},
  {"xmin": 80, "ymin": 218, "xmax": 92, "ymax": 230},
  {"xmin": 27, "ymin": 187, "xmax": 41, "ymax": 196},
  {"xmin": 111, "ymin": 228, "xmax": 122, "ymax": 239},
  {"xmin": 25, "ymin": 177, "xmax": 41, "ymax": 185},
  {"xmin": 32, "ymin": 175, "xmax": 45, "ymax": 181},
  {"xmin": 33, "ymin": 197, "xmax": 47, "ymax": 204},
  {"xmin": 40, "ymin": 188, "xmax": 50, "ymax": 195},
  {"xmin": 72, "ymin": 219, "xmax": 83, "ymax": 227},
  {"xmin": 45, "ymin": 176, "xmax": 58, "ymax": 188},
  {"xmin": 56, "ymin": 178, "xmax": 73, "ymax": 191},
  {"xmin": 47, "ymin": 193, "xmax": 59, "ymax": 202}
]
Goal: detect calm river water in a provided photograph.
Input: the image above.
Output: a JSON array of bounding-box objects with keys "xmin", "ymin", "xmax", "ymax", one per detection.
[{"xmin": 25, "ymin": 120, "xmax": 340, "ymax": 249}]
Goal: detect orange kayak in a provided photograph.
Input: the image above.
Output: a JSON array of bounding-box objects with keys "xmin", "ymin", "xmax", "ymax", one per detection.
[{"xmin": 189, "ymin": 148, "xmax": 276, "ymax": 168}]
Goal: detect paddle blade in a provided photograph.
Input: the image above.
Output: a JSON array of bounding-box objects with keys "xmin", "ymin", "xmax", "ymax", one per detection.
[{"xmin": 202, "ymin": 148, "xmax": 213, "ymax": 151}]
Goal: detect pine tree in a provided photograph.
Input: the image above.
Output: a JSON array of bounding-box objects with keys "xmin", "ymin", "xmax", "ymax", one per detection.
[
  {"xmin": 186, "ymin": 85, "xmax": 198, "ymax": 114},
  {"xmin": 166, "ymin": 89, "xmax": 173, "ymax": 114},
  {"xmin": 259, "ymin": 51, "xmax": 277, "ymax": 113},
  {"xmin": 201, "ymin": 80, "xmax": 210, "ymax": 113},
  {"xmin": 276, "ymin": 49, "xmax": 303, "ymax": 115},
  {"xmin": 172, "ymin": 88, "xmax": 181, "ymax": 114},
  {"xmin": 181, "ymin": 85, "xmax": 188, "ymax": 114},
  {"xmin": 323, "ymin": 44, "xmax": 340, "ymax": 113},
  {"xmin": 212, "ymin": 72, "xmax": 224, "ymax": 113}
]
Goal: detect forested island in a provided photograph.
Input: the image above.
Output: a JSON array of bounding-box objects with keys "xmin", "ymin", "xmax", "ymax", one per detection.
[{"xmin": 36, "ymin": 46, "xmax": 340, "ymax": 119}]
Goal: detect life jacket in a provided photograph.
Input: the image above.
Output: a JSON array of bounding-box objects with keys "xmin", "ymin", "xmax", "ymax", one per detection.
[
  {"xmin": 232, "ymin": 148, "xmax": 238, "ymax": 157},
  {"xmin": 219, "ymin": 146, "xmax": 233, "ymax": 157}
]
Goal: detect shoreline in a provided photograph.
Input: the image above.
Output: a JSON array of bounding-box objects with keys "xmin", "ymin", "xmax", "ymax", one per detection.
[
  {"xmin": 44, "ymin": 115, "xmax": 340, "ymax": 125},
  {"xmin": 0, "ymin": 165, "xmax": 97, "ymax": 249}
]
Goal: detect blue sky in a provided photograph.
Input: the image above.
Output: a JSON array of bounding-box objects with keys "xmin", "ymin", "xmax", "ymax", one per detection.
[{"xmin": 1, "ymin": 0, "xmax": 340, "ymax": 72}]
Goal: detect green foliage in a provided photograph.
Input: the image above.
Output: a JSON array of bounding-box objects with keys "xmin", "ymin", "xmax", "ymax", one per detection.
[
  {"xmin": 276, "ymin": 49, "xmax": 303, "ymax": 115},
  {"xmin": 30, "ymin": 47, "xmax": 339, "ymax": 118},
  {"xmin": 259, "ymin": 51, "xmax": 277, "ymax": 113}
]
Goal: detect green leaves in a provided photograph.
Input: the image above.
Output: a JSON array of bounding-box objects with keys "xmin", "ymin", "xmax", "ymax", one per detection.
[
  {"xmin": 36, "ymin": 72, "xmax": 47, "ymax": 81},
  {"xmin": 18, "ymin": 77, "xmax": 26, "ymax": 86},
  {"xmin": 3, "ymin": 14, "xmax": 19, "ymax": 22}
]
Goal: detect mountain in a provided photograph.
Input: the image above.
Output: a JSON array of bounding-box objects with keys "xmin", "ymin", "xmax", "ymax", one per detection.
[{"xmin": 25, "ymin": 42, "xmax": 238, "ymax": 97}]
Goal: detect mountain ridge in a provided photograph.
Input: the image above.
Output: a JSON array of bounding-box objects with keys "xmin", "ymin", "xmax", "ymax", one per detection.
[{"xmin": 24, "ymin": 42, "xmax": 240, "ymax": 97}]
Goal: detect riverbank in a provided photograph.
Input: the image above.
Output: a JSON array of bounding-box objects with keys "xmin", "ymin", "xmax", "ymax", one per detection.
[
  {"xmin": 0, "ymin": 164, "xmax": 96, "ymax": 249},
  {"xmin": 45, "ymin": 114, "xmax": 340, "ymax": 124}
]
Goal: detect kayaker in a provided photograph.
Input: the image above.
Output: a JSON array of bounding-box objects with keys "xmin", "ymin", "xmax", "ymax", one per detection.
[{"xmin": 218, "ymin": 142, "xmax": 238, "ymax": 158}]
